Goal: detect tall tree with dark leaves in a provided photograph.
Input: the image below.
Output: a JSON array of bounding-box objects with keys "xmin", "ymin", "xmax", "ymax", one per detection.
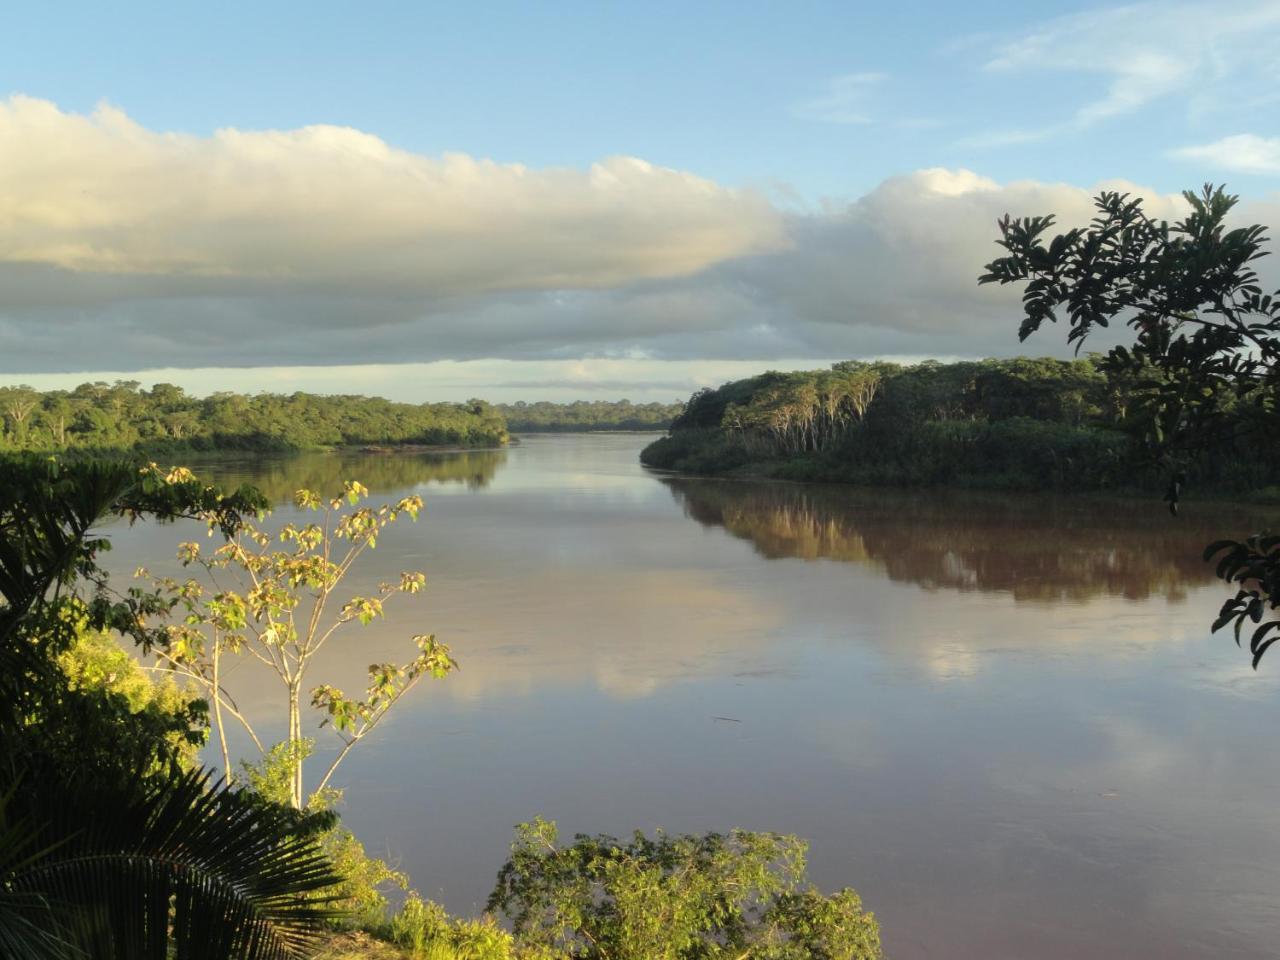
[{"xmin": 980, "ymin": 185, "xmax": 1280, "ymax": 665}]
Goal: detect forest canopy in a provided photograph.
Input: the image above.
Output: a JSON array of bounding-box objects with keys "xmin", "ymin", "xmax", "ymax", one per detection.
[
  {"xmin": 641, "ymin": 357, "xmax": 1280, "ymax": 495},
  {"xmin": 0, "ymin": 382, "xmax": 508, "ymax": 453},
  {"xmin": 0, "ymin": 384, "xmax": 690, "ymax": 454}
]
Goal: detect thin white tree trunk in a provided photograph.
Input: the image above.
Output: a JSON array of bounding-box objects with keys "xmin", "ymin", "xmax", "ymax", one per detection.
[{"xmin": 212, "ymin": 635, "xmax": 232, "ymax": 784}]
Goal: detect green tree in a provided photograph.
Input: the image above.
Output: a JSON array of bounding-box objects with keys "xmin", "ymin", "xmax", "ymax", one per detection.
[
  {"xmin": 980, "ymin": 184, "xmax": 1280, "ymax": 664},
  {"xmin": 0, "ymin": 385, "xmax": 38, "ymax": 447},
  {"xmin": 149, "ymin": 479, "xmax": 457, "ymax": 808}
]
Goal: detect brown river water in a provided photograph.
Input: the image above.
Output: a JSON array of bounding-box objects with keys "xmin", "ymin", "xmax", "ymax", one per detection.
[{"xmin": 100, "ymin": 433, "xmax": 1280, "ymax": 959}]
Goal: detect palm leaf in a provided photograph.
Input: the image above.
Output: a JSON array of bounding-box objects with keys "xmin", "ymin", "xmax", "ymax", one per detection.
[
  {"xmin": 6, "ymin": 763, "xmax": 342, "ymax": 960},
  {"xmin": 0, "ymin": 780, "xmax": 80, "ymax": 960}
]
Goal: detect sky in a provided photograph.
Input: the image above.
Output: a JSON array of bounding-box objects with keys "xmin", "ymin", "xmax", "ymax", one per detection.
[{"xmin": 2, "ymin": 0, "xmax": 1279, "ymax": 402}]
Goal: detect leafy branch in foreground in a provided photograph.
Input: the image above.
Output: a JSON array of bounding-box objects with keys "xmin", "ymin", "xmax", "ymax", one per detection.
[
  {"xmin": 147, "ymin": 479, "xmax": 456, "ymax": 808},
  {"xmin": 0, "ymin": 458, "xmax": 266, "ymax": 639},
  {"xmin": 0, "ymin": 458, "xmax": 267, "ymax": 757},
  {"xmin": 980, "ymin": 184, "xmax": 1280, "ymax": 665},
  {"xmin": 1205, "ymin": 534, "xmax": 1280, "ymax": 667},
  {"xmin": 0, "ymin": 456, "xmax": 340, "ymax": 958}
]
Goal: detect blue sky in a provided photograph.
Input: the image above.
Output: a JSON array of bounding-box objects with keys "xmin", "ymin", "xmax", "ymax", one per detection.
[
  {"xmin": 7, "ymin": 0, "xmax": 1276, "ymax": 198},
  {"xmin": 1, "ymin": 1, "xmax": 1278, "ymax": 400}
]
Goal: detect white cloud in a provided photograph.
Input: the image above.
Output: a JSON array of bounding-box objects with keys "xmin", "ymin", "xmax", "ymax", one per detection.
[
  {"xmin": 2, "ymin": 98, "xmax": 1275, "ymax": 379},
  {"xmin": 723, "ymin": 169, "xmax": 1196, "ymax": 349},
  {"xmin": 970, "ymin": 1, "xmax": 1280, "ymax": 144},
  {"xmin": 791, "ymin": 72, "xmax": 886, "ymax": 125},
  {"xmin": 1172, "ymin": 134, "xmax": 1280, "ymax": 174},
  {"xmin": 0, "ymin": 96, "xmax": 784, "ymax": 288}
]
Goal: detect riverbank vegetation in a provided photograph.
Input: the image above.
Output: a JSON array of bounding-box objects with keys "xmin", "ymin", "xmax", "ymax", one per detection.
[
  {"xmin": 498, "ymin": 400, "xmax": 682, "ymax": 433},
  {"xmin": 0, "ymin": 383, "xmax": 688, "ymax": 454},
  {"xmin": 641, "ymin": 356, "xmax": 1280, "ymax": 496},
  {"xmin": 0, "ymin": 382, "xmax": 508, "ymax": 453},
  {"xmin": 0, "ymin": 454, "xmax": 882, "ymax": 958}
]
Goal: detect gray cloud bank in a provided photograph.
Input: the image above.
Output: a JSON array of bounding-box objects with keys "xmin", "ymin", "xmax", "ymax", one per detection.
[{"xmin": 2, "ymin": 98, "xmax": 1277, "ymax": 374}]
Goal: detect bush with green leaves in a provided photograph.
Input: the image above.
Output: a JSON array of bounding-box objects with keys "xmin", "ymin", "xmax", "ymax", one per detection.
[
  {"xmin": 383, "ymin": 896, "xmax": 525, "ymax": 960},
  {"xmin": 238, "ymin": 740, "xmax": 415, "ymax": 935},
  {"xmin": 487, "ymin": 818, "xmax": 882, "ymax": 960}
]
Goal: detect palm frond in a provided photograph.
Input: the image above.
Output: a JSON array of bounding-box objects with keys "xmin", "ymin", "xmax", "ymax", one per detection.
[
  {"xmin": 7, "ymin": 763, "xmax": 343, "ymax": 960},
  {"xmin": 0, "ymin": 779, "xmax": 80, "ymax": 960}
]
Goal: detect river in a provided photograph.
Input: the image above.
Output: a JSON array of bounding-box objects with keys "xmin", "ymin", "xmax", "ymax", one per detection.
[{"xmin": 101, "ymin": 433, "xmax": 1280, "ymax": 959}]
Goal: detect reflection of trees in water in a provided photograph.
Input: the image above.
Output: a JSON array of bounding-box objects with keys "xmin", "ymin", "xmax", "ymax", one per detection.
[
  {"xmin": 188, "ymin": 449, "xmax": 508, "ymax": 503},
  {"xmin": 666, "ymin": 479, "xmax": 1278, "ymax": 603}
]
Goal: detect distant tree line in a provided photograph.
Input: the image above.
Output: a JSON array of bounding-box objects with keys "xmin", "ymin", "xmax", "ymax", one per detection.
[
  {"xmin": 0, "ymin": 381, "xmax": 509, "ymax": 453},
  {"xmin": 498, "ymin": 399, "xmax": 682, "ymax": 432},
  {"xmin": 641, "ymin": 357, "xmax": 1280, "ymax": 495}
]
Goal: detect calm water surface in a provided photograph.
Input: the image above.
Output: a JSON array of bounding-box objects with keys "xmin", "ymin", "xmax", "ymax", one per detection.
[{"xmin": 104, "ymin": 434, "xmax": 1280, "ymax": 959}]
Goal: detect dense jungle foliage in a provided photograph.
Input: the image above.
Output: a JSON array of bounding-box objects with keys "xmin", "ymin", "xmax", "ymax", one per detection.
[
  {"xmin": 497, "ymin": 400, "xmax": 682, "ymax": 432},
  {"xmin": 641, "ymin": 356, "xmax": 1280, "ymax": 496},
  {"xmin": 0, "ymin": 381, "xmax": 508, "ymax": 453},
  {"xmin": 0, "ymin": 383, "xmax": 684, "ymax": 454}
]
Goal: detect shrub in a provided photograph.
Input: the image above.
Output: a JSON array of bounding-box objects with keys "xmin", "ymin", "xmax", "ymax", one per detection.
[{"xmin": 488, "ymin": 817, "xmax": 882, "ymax": 960}]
